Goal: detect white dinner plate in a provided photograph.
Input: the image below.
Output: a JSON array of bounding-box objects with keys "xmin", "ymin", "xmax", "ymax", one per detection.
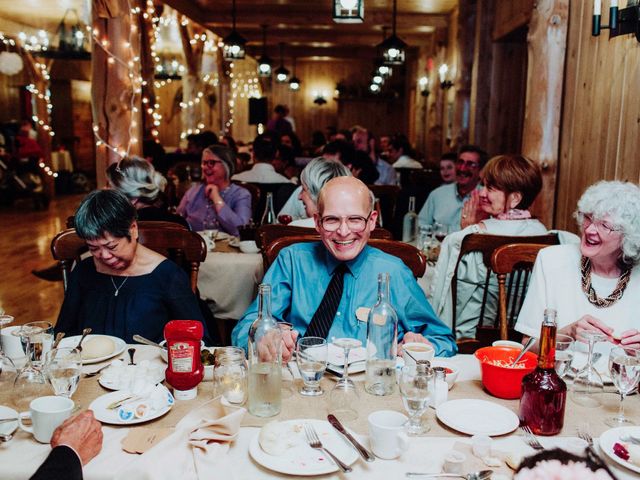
[
  {"xmin": 436, "ymin": 399, "xmax": 519, "ymax": 436},
  {"xmin": 89, "ymin": 385, "xmax": 174, "ymax": 425},
  {"xmin": 98, "ymin": 363, "xmax": 165, "ymax": 391},
  {"xmin": 248, "ymin": 419, "xmax": 359, "ymax": 476},
  {"xmin": 599, "ymin": 426, "xmax": 640, "ymax": 474},
  {"xmin": 59, "ymin": 335, "xmax": 126, "ymax": 365},
  {"xmin": 0, "ymin": 406, "xmax": 18, "ymax": 436}
]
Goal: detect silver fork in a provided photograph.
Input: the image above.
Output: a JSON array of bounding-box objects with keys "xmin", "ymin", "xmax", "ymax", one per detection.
[
  {"xmin": 578, "ymin": 423, "xmax": 595, "ymax": 450},
  {"xmin": 303, "ymin": 423, "xmax": 352, "ymax": 473},
  {"xmin": 520, "ymin": 425, "xmax": 544, "ymax": 450}
]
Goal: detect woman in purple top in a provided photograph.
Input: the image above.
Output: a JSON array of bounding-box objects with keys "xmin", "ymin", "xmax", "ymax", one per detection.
[{"xmin": 177, "ymin": 145, "xmax": 252, "ymax": 235}]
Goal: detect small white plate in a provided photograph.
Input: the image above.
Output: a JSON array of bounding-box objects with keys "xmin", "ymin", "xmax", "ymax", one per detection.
[
  {"xmin": 228, "ymin": 237, "xmax": 241, "ymax": 248},
  {"xmin": 59, "ymin": 335, "xmax": 126, "ymax": 364},
  {"xmin": 0, "ymin": 406, "xmax": 18, "ymax": 436},
  {"xmin": 98, "ymin": 363, "xmax": 165, "ymax": 391},
  {"xmin": 248, "ymin": 419, "xmax": 359, "ymax": 476},
  {"xmin": 600, "ymin": 426, "xmax": 640, "ymax": 474},
  {"xmin": 89, "ymin": 385, "xmax": 174, "ymax": 425},
  {"xmin": 436, "ymin": 399, "xmax": 519, "ymax": 436}
]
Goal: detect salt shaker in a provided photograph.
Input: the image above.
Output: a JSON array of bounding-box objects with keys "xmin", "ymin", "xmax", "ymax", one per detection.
[{"xmin": 432, "ymin": 366, "xmax": 448, "ymax": 407}]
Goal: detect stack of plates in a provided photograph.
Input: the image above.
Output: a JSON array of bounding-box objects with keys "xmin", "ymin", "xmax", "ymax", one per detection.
[{"xmin": 326, "ymin": 344, "xmax": 367, "ymax": 376}]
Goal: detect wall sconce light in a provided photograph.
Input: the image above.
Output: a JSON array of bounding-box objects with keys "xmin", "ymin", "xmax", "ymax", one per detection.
[
  {"xmin": 274, "ymin": 43, "xmax": 290, "ymax": 83},
  {"xmin": 418, "ymin": 76, "xmax": 430, "ymax": 97},
  {"xmin": 439, "ymin": 64, "xmax": 453, "ymax": 89},
  {"xmin": 376, "ymin": 0, "xmax": 407, "ymax": 65},
  {"xmin": 223, "ymin": 0, "xmax": 246, "ymax": 60},
  {"xmin": 333, "ymin": 0, "xmax": 364, "ymax": 23},
  {"xmin": 257, "ymin": 25, "xmax": 272, "ymax": 77},
  {"xmin": 592, "ymin": 0, "xmax": 640, "ymax": 41},
  {"xmin": 313, "ymin": 90, "xmax": 328, "ymax": 105}
]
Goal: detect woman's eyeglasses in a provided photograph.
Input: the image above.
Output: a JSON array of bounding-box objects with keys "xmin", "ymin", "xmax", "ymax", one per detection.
[
  {"xmin": 202, "ymin": 159, "xmax": 222, "ymax": 167},
  {"xmin": 580, "ymin": 213, "xmax": 621, "ymax": 235},
  {"xmin": 319, "ymin": 212, "xmax": 372, "ymax": 232}
]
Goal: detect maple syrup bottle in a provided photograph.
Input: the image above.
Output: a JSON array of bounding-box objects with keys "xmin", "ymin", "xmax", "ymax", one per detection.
[{"xmin": 519, "ymin": 308, "xmax": 567, "ymax": 435}]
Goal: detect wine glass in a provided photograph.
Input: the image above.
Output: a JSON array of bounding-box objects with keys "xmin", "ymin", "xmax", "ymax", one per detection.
[
  {"xmin": 13, "ymin": 322, "xmax": 53, "ymax": 410},
  {"xmin": 554, "ymin": 334, "xmax": 575, "ymax": 380},
  {"xmin": 329, "ymin": 338, "xmax": 362, "ymax": 422},
  {"xmin": 45, "ymin": 347, "xmax": 82, "ymax": 398},
  {"xmin": 606, "ymin": 346, "xmax": 640, "ymax": 427},
  {"xmin": 203, "ymin": 216, "xmax": 220, "ymax": 252},
  {"xmin": 277, "ymin": 214, "xmax": 293, "ymax": 225},
  {"xmin": 571, "ymin": 330, "xmax": 606, "ymax": 407},
  {"xmin": 296, "ymin": 337, "xmax": 327, "ymax": 396},
  {"xmin": 434, "ymin": 223, "xmax": 449, "ymax": 243},
  {"xmin": 399, "ymin": 365, "xmax": 433, "ymax": 436}
]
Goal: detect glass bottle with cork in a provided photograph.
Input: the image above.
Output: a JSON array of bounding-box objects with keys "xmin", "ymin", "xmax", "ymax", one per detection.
[
  {"xmin": 260, "ymin": 192, "xmax": 276, "ymax": 225},
  {"xmin": 519, "ymin": 308, "xmax": 567, "ymax": 435},
  {"xmin": 365, "ymin": 273, "xmax": 398, "ymax": 396},
  {"xmin": 402, "ymin": 196, "xmax": 418, "ymax": 243},
  {"xmin": 247, "ymin": 283, "xmax": 282, "ymax": 417}
]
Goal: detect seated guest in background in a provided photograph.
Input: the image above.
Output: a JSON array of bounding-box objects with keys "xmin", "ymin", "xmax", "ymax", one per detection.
[
  {"xmin": 274, "ymin": 144, "xmax": 300, "ymax": 183},
  {"xmin": 266, "ymin": 104, "xmax": 293, "ymax": 137},
  {"xmin": 388, "ymin": 135, "xmax": 423, "ymax": 169},
  {"xmin": 378, "ymin": 134, "xmax": 391, "ymax": 161},
  {"xmin": 56, "ymin": 190, "xmax": 205, "ymax": 344},
  {"xmin": 231, "ymin": 134, "xmax": 292, "ymax": 184},
  {"xmin": 219, "ymin": 134, "xmax": 237, "ymax": 154},
  {"xmin": 352, "ymin": 126, "xmax": 396, "ymax": 185},
  {"xmin": 516, "ymin": 181, "xmax": 640, "ymax": 355},
  {"xmin": 439, "ymin": 152, "xmax": 458, "ymax": 184},
  {"xmin": 177, "ymin": 145, "xmax": 251, "ymax": 235},
  {"xmin": 106, "ymin": 156, "xmax": 189, "ymax": 228},
  {"xmin": 343, "ymin": 150, "xmax": 379, "ymax": 185},
  {"xmin": 429, "ymin": 154, "xmax": 553, "ymax": 340},
  {"xmin": 280, "ymin": 131, "xmax": 302, "ymax": 157},
  {"xmin": 289, "ymin": 157, "xmax": 352, "ymax": 227},
  {"xmin": 418, "ymin": 144, "xmax": 488, "ymax": 232},
  {"xmin": 31, "ymin": 411, "xmax": 102, "ymax": 480},
  {"xmin": 310, "ymin": 130, "xmax": 326, "ymax": 156},
  {"xmin": 232, "ymin": 176, "xmax": 457, "ymax": 360}
]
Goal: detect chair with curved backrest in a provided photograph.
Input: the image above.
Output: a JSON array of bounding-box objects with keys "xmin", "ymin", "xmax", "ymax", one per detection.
[
  {"xmin": 452, "ymin": 232, "xmax": 559, "ymax": 353},
  {"xmin": 368, "ymin": 184, "xmax": 401, "ymax": 231},
  {"xmin": 255, "ymin": 224, "xmax": 393, "ymax": 249},
  {"xmin": 51, "ymin": 221, "xmax": 206, "ymax": 293},
  {"xmin": 232, "ymin": 181, "xmax": 260, "ymax": 217},
  {"xmin": 491, "ymin": 242, "xmax": 552, "ymax": 342},
  {"xmin": 263, "ymin": 235, "xmax": 427, "ymax": 278}
]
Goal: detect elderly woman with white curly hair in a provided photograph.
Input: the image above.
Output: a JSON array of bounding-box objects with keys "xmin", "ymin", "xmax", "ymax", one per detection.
[
  {"xmin": 106, "ymin": 156, "xmax": 189, "ymax": 228},
  {"xmin": 516, "ymin": 181, "xmax": 640, "ymax": 353}
]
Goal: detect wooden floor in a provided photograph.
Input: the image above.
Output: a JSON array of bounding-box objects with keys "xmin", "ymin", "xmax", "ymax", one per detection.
[{"xmin": 0, "ymin": 194, "xmax": 84, "ymax": 326}]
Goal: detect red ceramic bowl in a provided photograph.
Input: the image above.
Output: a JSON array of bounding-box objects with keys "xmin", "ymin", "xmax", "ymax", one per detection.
[{"xmin": 474, "ymin": 346, "xmax": 537, "ymax": 399}]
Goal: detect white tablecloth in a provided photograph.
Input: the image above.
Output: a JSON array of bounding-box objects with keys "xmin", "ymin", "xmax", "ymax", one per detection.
[{"xmin": 1, "ymin": 349, "xmax": 638, "ymax": 480}]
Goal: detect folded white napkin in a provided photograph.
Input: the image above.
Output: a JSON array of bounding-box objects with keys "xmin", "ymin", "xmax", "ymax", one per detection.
[{"xmin": 114, "ymin": 397, "xmax": 246, "ymax": 480}]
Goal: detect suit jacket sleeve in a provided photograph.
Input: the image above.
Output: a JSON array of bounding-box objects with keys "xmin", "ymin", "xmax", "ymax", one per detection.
[{"xmin": 30, "ymin": 445, "xmax": 83, "ymax": 480}]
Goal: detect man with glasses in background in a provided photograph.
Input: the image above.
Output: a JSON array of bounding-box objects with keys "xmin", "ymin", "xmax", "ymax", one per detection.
[
  {"xmin": 232, "ymin": 176, "xmax": 456, "ymax": 360},
  {"xmin": 418, "ymin": 145, "xmax": 488, "ymax": 232}
]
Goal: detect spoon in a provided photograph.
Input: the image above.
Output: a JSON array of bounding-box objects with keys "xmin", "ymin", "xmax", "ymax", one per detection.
[
  {"xmin": 52, "ymin": 332, "xmax": 65, "ymax": 350},
  {"xmin": 511, "ymin": 337, "xmax": 536, "ymax": 366},
  {"xmin": 406, "ymin": 469, "xmax": 493, "ymax": 479},
  {"xmin": 75, "ymin": 328, "xmax": 92, "ymax": 352},
  {"xmin": 132, "ymin": 335, "xmax": 166, "ymax": 349},
  {"xmin": 128, "ymin": 348, "xmax": 136, "ymax": 365}
]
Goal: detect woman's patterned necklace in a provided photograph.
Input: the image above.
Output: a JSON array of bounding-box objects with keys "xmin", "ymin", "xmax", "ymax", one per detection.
[{"xmin": 580, "ymin": 256, "xmax": 631, "ymax": 308}]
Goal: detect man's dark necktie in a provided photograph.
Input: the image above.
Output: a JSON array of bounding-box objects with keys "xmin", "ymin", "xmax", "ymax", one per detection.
[{"xmin": 304, "ymin": 264, "xmax": 348, "ymax": 339}]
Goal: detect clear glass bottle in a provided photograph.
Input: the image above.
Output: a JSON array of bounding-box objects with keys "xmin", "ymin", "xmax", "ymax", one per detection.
[
  {"xmin": 260, "ymin": 192, "xmax": 276, "ymax": 225},
  {"xmin": 374, "ymin": 197, "xmax": 383, "ymax": 228},
  {"xmin": 519, "ymin": 308, "xmax": 567, "ymax": 435},
  {"xmin": 365, "ymin": 273, "xmax": 398, "ymax": 396},
  {"xmin": 247, "ymin": 284, "xmax": 282, "ymax": 416},
  {"xmin": 402, "ymin": 196, "xmax": 418, "ymax": 243}
]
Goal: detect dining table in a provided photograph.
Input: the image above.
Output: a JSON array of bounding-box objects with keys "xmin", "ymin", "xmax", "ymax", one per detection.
[{"xmin": 0, "ymin": 344, "xmax": 638, "ymax": 480}]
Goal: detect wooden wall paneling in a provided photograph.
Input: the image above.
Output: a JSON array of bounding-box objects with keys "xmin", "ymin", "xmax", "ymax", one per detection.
[
  {"xmin": 470, "ymin": 0, "xmax": 494, "ymax": 149},
  {"xmin": 555, "ymin": 1, "xmax": 640, "ymax": 232},
  {"xmin": 155, "ymin": 80, "xmax": 182, "ymax": 148},
  {"xmin": 492, "ymin": 0, "xmax": 535, "ymax": 41},
  {"xmin": 228, "ymin": 57, "xmax": 261, "ymax": 143},
  {"xmin": 521, "ymin": 0, "xmax": 568, "ymax": 229}
]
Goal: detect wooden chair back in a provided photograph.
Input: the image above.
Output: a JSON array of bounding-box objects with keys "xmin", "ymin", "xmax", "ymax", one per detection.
[
  {"xmin": 452, "ymin": 232, "xmax": 558, "ymax": 353},
  {"xmin": 368, "ymin": 184, "xmax": 400, "ymax": 230},
  {"xmin": 263, "ymin": 235, "xmax": 427, "ymax": 278},
  {"xmin": 491, "ymin": 242, "xmax": 551, "ymax": 342},
  {"xmin": 255, "ymin": 224, "xmax": 393, "ymax": 249},
  {"xmin": 232, "ymin": 181, "xmax": 260, "ymax": 216},
  {"xmin": 51, "ymin": 221, "xmax": 206, "ymax": 293}
]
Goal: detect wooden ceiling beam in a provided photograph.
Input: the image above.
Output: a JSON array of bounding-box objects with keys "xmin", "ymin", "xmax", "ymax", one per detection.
[{"xmin": 244, "ymin": 44, "xmax": 419, "ymax": 61}]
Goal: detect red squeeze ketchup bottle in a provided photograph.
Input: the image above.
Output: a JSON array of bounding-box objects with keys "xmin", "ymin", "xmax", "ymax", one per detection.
[{"xmin": 164, "ymin": 320, "xmax": 204, "ymax": 401}]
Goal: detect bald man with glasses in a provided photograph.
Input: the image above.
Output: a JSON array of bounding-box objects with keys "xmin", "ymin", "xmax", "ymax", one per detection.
[{"xmin": 232, "ymin": 176, "xmax": 456, "ymax": 361}]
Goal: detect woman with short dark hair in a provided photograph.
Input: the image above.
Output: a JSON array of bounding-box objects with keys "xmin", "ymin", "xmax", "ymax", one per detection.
[{"xmin": 55, "ymin": 190, "xmax": 205, "ymax": 343}]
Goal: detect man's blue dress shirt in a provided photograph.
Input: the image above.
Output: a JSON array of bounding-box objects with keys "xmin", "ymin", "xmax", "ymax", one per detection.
[{"xmin": 232, "ymin": 242, "xmax": 457, "ymax": 357}]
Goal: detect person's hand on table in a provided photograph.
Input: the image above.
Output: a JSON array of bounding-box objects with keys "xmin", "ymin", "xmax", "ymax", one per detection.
[
  {"xmin": 50, "ymin": 410, "xmax": 103, "ymax": 465},
  {"xmin": 617, "ymin": 329, "xmax": 640, "ymax": 349},
  {"xmin": 280, "ymin": 328, "xmax": 298, "ymax": 363},
  {"xmin": 561, "ymin": 314, "xmax": 615, "ymax": 343},
  {"xmin": 398, "ymin": 332, "xmax": 432, "ymax": 353},
  {"xmin": 256, "ymin": 328, "xmax": 298, "ymax": 363}
]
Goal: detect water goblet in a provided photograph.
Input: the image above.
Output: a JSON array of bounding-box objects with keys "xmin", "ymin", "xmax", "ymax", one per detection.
[
  {"xmin": 554, "ymin": 334, "xmax": 575, "ymax": 380},
  {"xmin": 399, "ymin": 365, "xmax": 433, "ymax": 436},
  {"xmin": 45, "ymin": 347, "xmax": 82, "ymax": 398},
  {"xmin": 13, "ymin": 322, "xmax": 53, "ymax": 410},
  {"xmin": 433, "ymin": 223, "xmax": 449, "ymax": 243},
  {"xmin": 606, "ymin": 346, "xmax": 640, "ymax": 427},
  {"xmin": 296, "ymin": 337, "xmax": 327, "ymax": 396},
  {"xmin": 329, "ymin": 338, "xmax": 362, "ymax": 422},
  {"xmin": 571, "ymin": 330, "xmax": 606, "ymax": 407}
]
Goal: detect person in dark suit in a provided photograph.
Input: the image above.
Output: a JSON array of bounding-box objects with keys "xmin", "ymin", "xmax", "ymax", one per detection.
[{"xmin": 30, "ymin": 410, "xmax": 103, "ymax": 480}]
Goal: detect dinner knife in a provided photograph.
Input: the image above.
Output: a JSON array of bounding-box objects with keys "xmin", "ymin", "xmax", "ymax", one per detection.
[{"xmin": 327, "ymin": 414, "xmax": 375, "ymax": 462}]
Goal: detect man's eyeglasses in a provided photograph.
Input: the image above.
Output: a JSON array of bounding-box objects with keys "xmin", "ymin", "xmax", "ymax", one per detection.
[
  {"xmin": 580, "ymin": 212, "xmax": 622, "ymax": 235},
  {"xmin": 456, "ymin": 159, "xmax": 480, "ymax": 169},
  {"xmin": 202, "ymin": 159, "xmax": 222, "ymax": 167},
  {"xmin": 319, "ymin": 212, "xmax": 372, "ymax": 233}
]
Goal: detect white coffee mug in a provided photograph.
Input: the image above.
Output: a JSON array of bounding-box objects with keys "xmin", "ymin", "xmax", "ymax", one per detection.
[
  {"xmin": 402, "ymin": 342, "xmax": 435, "ymax": 367},
  {"xmin": 1, "ymin": 326, "xmax": 26, "ymax": 363},
  {"xmin": 367, "ymin": 410, "xmax": 410, "ymax": 459},
  {"xmin": 19, "ymin": 396, "xmax": 74, "ymax": 443}
]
